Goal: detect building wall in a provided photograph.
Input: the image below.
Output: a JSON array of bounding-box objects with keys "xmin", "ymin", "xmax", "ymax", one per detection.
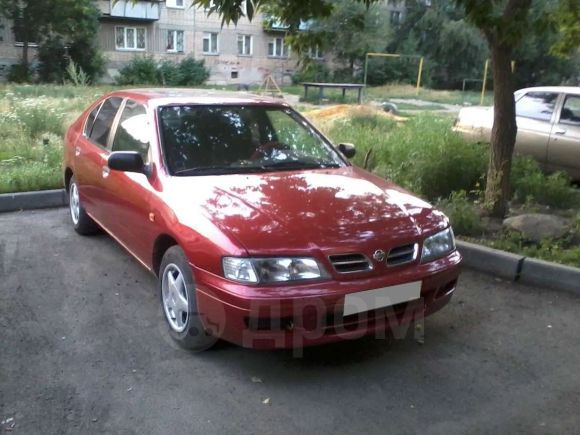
[{"xmin": 98, "ymin": 0, "xmax": 297, "ymax": 85}]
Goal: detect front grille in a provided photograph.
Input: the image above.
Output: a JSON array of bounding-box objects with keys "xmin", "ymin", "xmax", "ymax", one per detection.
[
  {"xmin": 329, "ymin": 253, "xmax": 372, "ymax": 273},
  {"xmin": 387, "ymin": 243, "xmax": 418, "ymax": 267}
]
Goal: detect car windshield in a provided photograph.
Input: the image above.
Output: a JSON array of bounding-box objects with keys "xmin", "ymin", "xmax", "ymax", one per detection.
[{"xmin": 158, "ymin": 105, "xmax": 345, "ymax": 175}]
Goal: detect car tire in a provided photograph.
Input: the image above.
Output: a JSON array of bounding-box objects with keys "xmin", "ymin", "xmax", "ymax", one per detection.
[
  {"xmin": 159, "ymin": 246, "xmax": 217, "ymax": 351},
  {"xmin": 69, "ymin": 175, "xmax": 99, "ymax": 235}
]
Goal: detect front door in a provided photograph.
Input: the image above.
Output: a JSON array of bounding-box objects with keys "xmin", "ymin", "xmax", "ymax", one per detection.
[
  {"xmin": 98, "ymin": 99, "xmax": 156, "ymax": 265},
  {"xmin": 547, "ymin": 94, "xmax": 580, "ymax": 180},
  {"xmin": 514, "ymin": 91, "xmax": 559, "ymax": 168}
]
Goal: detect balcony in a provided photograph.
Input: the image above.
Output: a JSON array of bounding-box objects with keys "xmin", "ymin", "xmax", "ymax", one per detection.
[
  {"xmin": 263, "ymin": 16, "xmax": 312, "ymax": 32},
  {"xmin": 100, "ymin": 0, "xmax": 160, "ymax": 22}
]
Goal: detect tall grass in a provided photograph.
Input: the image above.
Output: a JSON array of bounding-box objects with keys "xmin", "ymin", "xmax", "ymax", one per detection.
[{"xmin": 322, "ymin": 112, "xmax": 488, "ymax": 201}]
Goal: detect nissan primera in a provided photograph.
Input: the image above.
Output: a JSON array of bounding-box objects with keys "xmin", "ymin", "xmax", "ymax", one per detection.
[{"xmin": 64, "ymin": 89, "xmax": 461, "ymax": 350}]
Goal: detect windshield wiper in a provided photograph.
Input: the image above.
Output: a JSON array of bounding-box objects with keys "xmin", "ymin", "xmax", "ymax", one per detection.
[
  {"xmin": 261, "ymin": 160, "xmax": 341, "ymax": 171},
  {"xmin": 173, "ymin": 165, "xmax": 266, "ymax": 176}
]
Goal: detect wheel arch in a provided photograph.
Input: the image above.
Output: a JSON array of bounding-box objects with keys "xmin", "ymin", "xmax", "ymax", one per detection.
[
  {"xmin": 64, "ymin": 167, "xmax": 74, "ymax": 192},
  {"xmin": 152, "ymin": 234, "xmax": 179, "ymax": 277}
]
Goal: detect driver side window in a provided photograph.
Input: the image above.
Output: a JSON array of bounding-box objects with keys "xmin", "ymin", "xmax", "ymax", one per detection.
[
  {"xmin": 559, "ymin": 95, "xmax": 580, "ymax": 126},
  {"xmin": 111, "ymin": 100, "xmax": 150, "ymax": 162}
]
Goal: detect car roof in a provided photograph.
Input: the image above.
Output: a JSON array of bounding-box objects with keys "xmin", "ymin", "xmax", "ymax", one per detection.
[
  {"xmin": 106, "ymin": 88, "xmax": 290, "ymax": 108},
  {"xmin": 517, "ymin": 86, "xmax": 580, "ymax": 96}
]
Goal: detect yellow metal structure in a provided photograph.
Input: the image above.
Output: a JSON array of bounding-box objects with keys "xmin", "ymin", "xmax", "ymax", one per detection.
[
  {"xmin": 363, "ymin": 53, "xmax": 425, "ymax": 97},
  {"xmin": 480, "ymin": 59, "xmax": 516, "ymax": 105}
]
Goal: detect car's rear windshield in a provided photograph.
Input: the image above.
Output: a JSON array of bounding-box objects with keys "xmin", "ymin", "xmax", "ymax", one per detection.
[{"xmin": 158, "ymin": 105, "xmax": 345, "ymax": 176}]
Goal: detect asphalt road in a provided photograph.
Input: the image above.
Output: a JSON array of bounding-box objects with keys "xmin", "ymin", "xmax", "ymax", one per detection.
[{"xmin": 1, "ymin": 209, "xmax": 579, "ymax": 435}]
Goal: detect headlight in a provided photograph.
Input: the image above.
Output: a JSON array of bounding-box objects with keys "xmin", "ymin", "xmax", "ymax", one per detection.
[
  {"xmin": 421, "ymin": 227, "xmax": 456, "ymax": 263},
  {"xmin": 222, "ymin": 257, "xmax": 325, "ymax": 284}
]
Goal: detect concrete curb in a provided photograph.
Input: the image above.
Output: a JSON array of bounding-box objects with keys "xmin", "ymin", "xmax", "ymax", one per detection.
[
  {"xmin": 519, "ymin": 257, "xmax": 580, "ymax": 295},
  {"xmin": 0, "ymin": 189, "xmax": 67, "ymax": 213},
  {"xmin": 457, "ymin": 240, "xmax": 580, "ymax": 295},
  {"xmin": 456, "ymin": 240, "xmax": 525, "ymax": 281}
]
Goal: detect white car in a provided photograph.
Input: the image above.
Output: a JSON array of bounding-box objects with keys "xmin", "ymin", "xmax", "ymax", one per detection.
[{"xmin": 453, "ymin": 86, "xmax": 580, "ymax": 181}]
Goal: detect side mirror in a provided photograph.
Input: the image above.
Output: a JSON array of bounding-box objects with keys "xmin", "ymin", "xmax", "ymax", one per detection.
[
  {"xmin": 108, "ymin": 151, "xmax": 147, "ymax": 174},
  {"xmin": 338, "ymin": 143, "xmax": 356, "ymax": 159}
]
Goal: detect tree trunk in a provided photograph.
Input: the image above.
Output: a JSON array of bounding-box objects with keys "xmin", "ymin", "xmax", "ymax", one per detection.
[
  {"xmin": 22, "ymin": 40, "xmax": 29, "ymax": 68},
  {"xmin": 484, "ymin": 41, "xmax": 517, "ymax": 218}
]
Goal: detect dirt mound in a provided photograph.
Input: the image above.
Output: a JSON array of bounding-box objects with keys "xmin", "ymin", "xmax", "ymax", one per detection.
[{"xmin": 303, "ymin": 104, "xmax": 406, "ymax": 125}]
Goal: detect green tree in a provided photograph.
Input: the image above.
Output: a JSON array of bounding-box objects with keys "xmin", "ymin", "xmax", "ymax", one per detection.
[
  {"xmin": 302, "ymin": 0, "xmax": 391, "ymax": 80},
  {"xmin": 0, "ymin": 0, "xmax": 104, "ymax": 82}
]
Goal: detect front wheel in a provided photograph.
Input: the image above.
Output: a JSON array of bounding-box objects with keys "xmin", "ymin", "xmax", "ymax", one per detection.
[
  {"xmin": 69, "ymin": 176, "xmax": 99, "ymax": 235},
  {"xmin": 159, "ymin": 246, "xmax": 217, "ymax": 351}
]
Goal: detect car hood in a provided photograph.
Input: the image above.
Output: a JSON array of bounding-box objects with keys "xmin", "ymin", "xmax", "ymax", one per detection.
[{"xmin": 167, "ymin": 166, "xmax": 449, "ymax": 256}]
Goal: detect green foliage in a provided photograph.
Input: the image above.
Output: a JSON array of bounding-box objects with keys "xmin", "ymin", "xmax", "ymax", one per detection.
[
  {"xmin": 116, "ymin": 56, "xmax": 159, "ymax": 85},
  {"xmin": 323, "ymin": 113, "xmax": 488, "ymax": 200},
  {"xmin": 37, "ymin": 36, "xmax": 69, "ymax": 83},
  {"xmin": 292, "ymin": 62, "xmax": 331, "ymax": 84},
  {"xmin": 511, "ymin": 156, "xmax": 580, "ymax": 208},
  {"xmin": 7, "ymin": 63, "xmax": 33, "ymax": 83},
  {"xmin": 117, "ymin": 56, "xmax": 210, "ymax": 86},
  {"xmin": 436, "ymin": 190, "xmax": 483, "ymax": 236},
  {"xmin": 66, "ymin": 60, "xmax": 90, "ymax": 87},
  {"xmin": 0, "ymin": 0, "xmax": 104, "ymax": 83},
  {"xmin": 486, "ymin": 229, "xmax": 580, "ymax": 268},
  {"xmin": 177, "ymin": 57, "xmax": 211, "ymax": 86}
]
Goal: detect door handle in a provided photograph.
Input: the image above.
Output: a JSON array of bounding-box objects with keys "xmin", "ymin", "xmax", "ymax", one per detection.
[
  {"xmin": 102, "ymin": 166, "xmax": 110, "ymax": 178},
  {"xmin": 75, "ymin": 146, "xmax": 81, "ymax": 156},
  {"xmin": 553, "ymin": 128, "xmax": 567, "ymax": 135}
]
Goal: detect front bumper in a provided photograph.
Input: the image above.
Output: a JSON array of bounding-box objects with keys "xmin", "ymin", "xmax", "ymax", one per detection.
[{"xmin": 193, "ymin": 250, "xmax": 461, "ymax": 349}]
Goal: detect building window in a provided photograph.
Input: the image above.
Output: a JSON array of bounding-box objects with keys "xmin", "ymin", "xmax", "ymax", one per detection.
[
  {"xmin": 237, "ymin": 34, "xmax": 252, "ymax": 56},
  {"xmin": 115, "ymin": 26, "xmax": 146, "ymax": 51},
  {"xmin": 203, "ymin": 32, "xmax": 219, "ymax": 54},
  {"xmin": 13, "ymin": 17, "xmax": 38, "ymax": 46},
  {"xmin": 308, "ymin": 45, "xmax": 323, "ymax": 60},
  {"xmin": 268, "ymin": 37, "xmax": 288, "ymax": 58},
  {"xmin": 167, "ymin": 30, "xmax": 184, "ymax": 53},
  {"xmin": 166, "ymin": 0, "xmax": 185, "ymax": 8},
  {"xmin": 390, "ymin": 11, "xmax": 401, "ymax": 25}
]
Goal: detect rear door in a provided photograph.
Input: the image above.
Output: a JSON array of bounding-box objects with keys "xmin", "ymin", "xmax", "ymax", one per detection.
[
  {"xmin": 98, "ymin": 99, "xmax": 155, "ymax": 264},
  {"xmin": 514, "ymin": 91, "xmax": 559, "ymax": 168},
  {"xmin": 547, "ymin": 93, "xmax": 580, "ymax": 180},
  {"xmin": 75, "ymin": 97, "xmax": 123, "ymax": 222}
]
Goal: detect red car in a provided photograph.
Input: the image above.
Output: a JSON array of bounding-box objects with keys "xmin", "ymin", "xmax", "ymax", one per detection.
[{"xmin": 64, "ymin": 89, "xmax": 461, "ymax": 351}]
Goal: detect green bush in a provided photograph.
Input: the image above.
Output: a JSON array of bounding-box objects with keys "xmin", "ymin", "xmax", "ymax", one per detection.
[
  {"xmin": 177, "ymin": 57, "xmax": 210, "ymax": 86},
  {"xmin": 116, "ymin": 56, "xmax": 210, "ymax": 86},
  {"xmin": 116, "ymin": 56, "xmax": 159, "ymax": 85},
  {"xmin": 511, "ymin": 156, "xmax": 579, "ymax": 208},
  {"xmin": 292, "ymin": 62, "xmax": 331, "ymax": 84},
  {"xmin": 7, "ymin": 63, "xmax": 33, "ymax": 83},
  {"xmin": 437, "ymin": 190, "xmax": 482, "ymax": 236}
]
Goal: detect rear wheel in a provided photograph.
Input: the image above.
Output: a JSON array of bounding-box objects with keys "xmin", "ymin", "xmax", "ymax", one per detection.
[
  {"xmin": 159, "ymin": 246, "xmax": 217, "ymax": 351},
  {"xmin": 69, "ymin": 176, "xmax": 99, "ymax": 235}
]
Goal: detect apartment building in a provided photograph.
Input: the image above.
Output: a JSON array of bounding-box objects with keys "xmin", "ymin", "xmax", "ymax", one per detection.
[
  {"xmin": 97, "ymin": 0, "xmax": 299, "ymax": 85},
  {"xmin": 0, "ymin": 0, "xmax": 407, "ymax": 84}
]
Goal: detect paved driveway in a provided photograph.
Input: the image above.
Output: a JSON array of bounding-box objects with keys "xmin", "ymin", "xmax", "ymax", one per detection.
[{"xmin": 1, "ymin": 209, "xmax": 579, "ymax": 434}]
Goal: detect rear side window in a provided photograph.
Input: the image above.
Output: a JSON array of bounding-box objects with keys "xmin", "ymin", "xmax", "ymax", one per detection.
[
  {"xmin": 84, "ymin": 102, "xmax": 102, "ymax": 136},
  {"xmin": 516, "ymin": 92, "xmax": 558, "ymax": 122},
  {"xmin": 111, "ymin": 100, "xmax": 150, "ymax": 161},
  {"xmin": 89, "ymin": 97, "xmax": 123, "ymax": 147},
  {"xmin": 559, "ymin": 95, "xmax": 580, "ymax": 126}
]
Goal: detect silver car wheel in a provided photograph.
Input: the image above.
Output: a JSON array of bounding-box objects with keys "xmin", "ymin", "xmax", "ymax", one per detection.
[
  {"xmin": 161, "ymin": 263, "xmax": 189, "ymax": 333},
  {"xmin": 70, "ymin": 182, "xmax": 80, "ymax": 225}
]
